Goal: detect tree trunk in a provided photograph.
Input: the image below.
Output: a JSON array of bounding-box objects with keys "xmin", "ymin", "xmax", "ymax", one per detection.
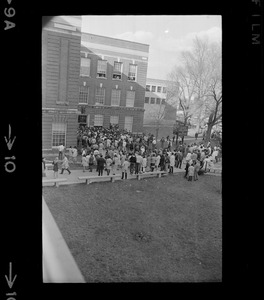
[
  {"xmin": 155, "ymin": 126, "xmax": 159, "ymax": 141},
  {"xmin": 205, "ymin": 123, "xmax": 214, "ymax": 145}
]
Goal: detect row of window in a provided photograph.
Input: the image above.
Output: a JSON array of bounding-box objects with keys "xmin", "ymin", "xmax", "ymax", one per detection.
[
  {"xmin": 78, "ymin": 114, "xmax": 133, "ymax": 130},
  {"xmin": 51, "ymin": 116, "xmax": 134, "ymax": 147},
  {"xmin": 146, "ymin": 85, "xmax": 167, "ymax": 93},
  {"xmin": 81, "ymin": 58, "xmax": 137, "ymax": 81},
  {"xmin": 79, "ymin": 86, "xmax": 136, "ymax": 107},
  {"xmin": 144, "ymin": 97, "xmax": 166, "ymax": 105}
]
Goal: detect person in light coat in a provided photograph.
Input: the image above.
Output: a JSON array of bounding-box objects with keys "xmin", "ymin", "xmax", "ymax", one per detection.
[
  {"xmin": 60, "ymin": 156, "xmax": 71, "ymax": 174},
  {"xmin": 169, "ymin": 152, "xmax": 175, "ymax": 174}
]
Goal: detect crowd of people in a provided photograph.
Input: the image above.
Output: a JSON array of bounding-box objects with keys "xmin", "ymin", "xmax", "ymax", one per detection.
[{"xmin": 43, "ymin": 125, "xmax": 221, "ymax": 182}]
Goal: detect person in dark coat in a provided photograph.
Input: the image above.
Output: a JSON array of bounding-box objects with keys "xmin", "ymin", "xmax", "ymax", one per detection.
[
  {"xmin": 184, "ymin": 161, "xmax": 190, "ymax": 179},
  {"xmin": 97, "ymin": 154, "xmax": 106, "ymax": 176}
]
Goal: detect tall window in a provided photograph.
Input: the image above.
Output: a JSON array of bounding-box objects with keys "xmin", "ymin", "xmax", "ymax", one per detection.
[
  {"xmin": 157, "ymin": 86, "xmax": 162, "ymax": 93},
  {"xmin": 113, "ymin": 62, "xmax": 122, "ymax": 80},
  {"xmin": 162, "ymin": 86, "xmax": 167, "ymax": 93},
  {"xmin": 146, "ymin": 85, "xmax": 150, "ymax": 91},
  {"xmin": 95, "ymin": 87, "xmax": 105, "ymax": 105},
  {"xmin": 110, "ymin": 115, "xmax": 119, "ymax": 125},
  {"xmin": 94, "ymin": 115, "xmax": 104, "ymax": 126},
  {"xmin": 151, "ymin": 85, "xmax": 156, "ymax": 92},
  {"xmin": 80, "ymin": 57, "xmax": 91, "ymax": 76},
  {"xmin": 156, "ymin": 98, "xmax": 161, "ymax": 105},
  {"xmin": 162, "ymin": 98, "xmax": 166, "ymax": 104},
  {"xmin": 124, "ymin": 116, "xmax": 133, "ymax": 132},
  {"xmin": 111, "ymin": 89, "xmax": 121, "ymax": 106},
  {"xmin": 52, "ymin": 123, "xmax": 66, "ymax": 147},
  {"xmin": 97, "ymin": 60, "xmax": 107, "ymax": 78},
  {"xmin": 145, "ymin": 97, "xmax": 150, "ymax": 104},
  {"xmin": 79, "ymin": 86, "xmax": 89, "ymax": 104},
  {"xmin": 128, "ymin": 64, "xmax": 137, "ymax": 81},
  {"xmin": 126, "ymin": 91, "xmax": 135, "ymax": 107},
  {"xmin": 150, "ymin": 97, "xmax": 155, "ymax": 104}
]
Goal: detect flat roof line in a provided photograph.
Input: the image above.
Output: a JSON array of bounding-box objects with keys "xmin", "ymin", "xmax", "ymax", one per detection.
[{"xmin": 81, "ymin": 31, "xmax": 150, "ymax": 47}]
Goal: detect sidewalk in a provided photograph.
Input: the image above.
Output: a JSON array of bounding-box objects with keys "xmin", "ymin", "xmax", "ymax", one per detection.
[
  {"xmin": 43, "ymin": 165, "xmax": 186, "ymax": 186},
  {"xmin": 43, "ymin": 158, "xmax": 222, "ymax": 186}
]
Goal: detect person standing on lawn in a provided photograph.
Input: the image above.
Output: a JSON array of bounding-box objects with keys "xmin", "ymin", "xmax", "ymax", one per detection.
[
  {"xmin": 106, "ymin": 155, "xmax": 113, "ymax": 176},
  {"xmin": 142, "ymin": 154, "xmax": 147, "ymax": 173},
  {"xmin": 52, "ymin": 157, "xmax": 59, "ymax": 178},
  {"xmin": 176, "ymin": 150, "xmax": 183, "ymax": 169},
  {"xmin": 184, "ymin": 160, "xmax": 190, "ymax": 179},
  {"xmin": 160, "ymin": 152, "xmax": 165, "ymax": 171},
  {"xmin": 81, "ymin": 154, "xmax": 88, "ymax": 172},
  {"xmin": 188, "ymin": 163, "xmax": 194, "ymax": 181},
  {"xmin": 129, "ymin": 153, "xmax": 136, "ymax": 174},
  {"xmin": 60, "ymin": 155, "xmax": 71, "ymax": 174},
  {"xmin": 121, "ymin": 158, "xmax": 130, "ymax": 180},
  {"xmin": 194, "ymin": 161, "xmax": 200, "ymax": 181},
  {"xmin": 112, "ymin": 154, "xmax": 119, "ymax": 175},
  {"xmin": 97, "ymin": 154, "xmax": 106, "ymax": 176},
  {"xmin": 169, "ymin": 152, "xmax": 175, "ymax": 174},
  {"xmin": 155, "ymin": 153, "xmax": 161, "ymax": 171}
]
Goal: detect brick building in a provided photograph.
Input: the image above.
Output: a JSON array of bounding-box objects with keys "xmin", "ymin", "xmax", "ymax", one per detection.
[
  {"xmin": 42, "ymin": 16, "xmax": 82, "ymax": 150},
  {"xmin": 78, "ymin": 32, "xmax": 149, "ymax": 133},
  {"xmin": 42, "ymin": 16, "xmax": 149, "ymax": 150}
]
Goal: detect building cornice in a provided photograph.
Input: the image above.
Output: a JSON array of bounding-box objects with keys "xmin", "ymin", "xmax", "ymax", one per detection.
[
  {"xmin": 79, "ymin": 104, "xmax": 145, "ymax": 112},
  {"xmin": 42, "ymin": 108, "xmax": 81, "ymax": 114}
]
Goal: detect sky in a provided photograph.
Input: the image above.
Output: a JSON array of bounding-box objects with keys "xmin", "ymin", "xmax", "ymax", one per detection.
[{"xmin": 81, "ymin": 15, "xmax": 222, "ymax": 80}]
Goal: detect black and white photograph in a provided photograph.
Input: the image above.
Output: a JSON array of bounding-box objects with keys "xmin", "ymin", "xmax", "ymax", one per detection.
[
  {"xmin": 1, "ymin": 0, "xmax": 263, "ymax": 296},
  {"xmin": 42, "ymin": 15, "xmax": 222, "ymax": 283}
]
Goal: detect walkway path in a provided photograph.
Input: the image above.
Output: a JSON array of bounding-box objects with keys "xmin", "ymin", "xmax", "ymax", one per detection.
[{"xmin": 43, "ymin": 159, "xmax": 222, "ymax": 186}]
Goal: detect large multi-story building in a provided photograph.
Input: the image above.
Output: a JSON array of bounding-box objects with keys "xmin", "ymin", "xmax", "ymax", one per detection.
[
  {"xmin": 42, "ymin": 16, "xmax": 149, "ymax": 150},
  {"xmin": 42, "ymin": 16, "xmax": 82, "ymax": 150},
  {"xmin": 77, "ymin": 33, "xmax": 149, "ymax": 133}
]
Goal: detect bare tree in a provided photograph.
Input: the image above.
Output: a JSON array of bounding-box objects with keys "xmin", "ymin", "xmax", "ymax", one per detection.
[
  {"xmin": 148, "ymin": 102, "xmax": 167, "ymax": 140},
  {"xmin": 167, "ymin": 37, "xmax": 222, "ymax": 142}
]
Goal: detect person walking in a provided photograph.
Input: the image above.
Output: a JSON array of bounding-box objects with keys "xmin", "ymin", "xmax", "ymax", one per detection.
[
  {"xmin": 72, "ymin": 146, "xmax": 78, "ymax": 164},
  {"xmin": 52, "ymin": 157, "xmax": 59, "ymax": 178},
  {"xmin": 81, "ymin": 154, "xmax": 88, "ymax": 172},
  {"xmin": 60, "ymin": 156, "xmax": 71, "ymax": 174}
]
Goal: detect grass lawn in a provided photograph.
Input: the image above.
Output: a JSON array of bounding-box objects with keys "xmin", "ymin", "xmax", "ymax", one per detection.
[{"xmin": 43, "ymin": 173, "xmax": 222, "ymax": 282}]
